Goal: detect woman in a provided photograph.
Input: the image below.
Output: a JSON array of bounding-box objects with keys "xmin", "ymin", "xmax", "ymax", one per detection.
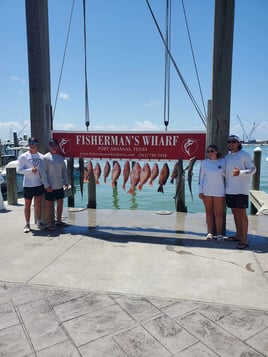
[{"xmin": 199, "ymin": 145, "xmax": 225, "ymax": 240}]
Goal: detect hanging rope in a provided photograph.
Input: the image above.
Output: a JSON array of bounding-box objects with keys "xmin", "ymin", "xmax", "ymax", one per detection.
[
  {"xmin": 52, "ymin": 0, "xmax": 75, "ymax": 120},
  {"xmin": 163, "ymin": 0, "xmax": 171, "ymax": 131},
  {"xmin": 146, "ymin": 0, "xmax": 207, "ymax": 128},
  {"xmin": 83, "ymin": 0, "xmax": 90, "ymax": 130},
  {"xmin": 181, "ymin": 0, "xmax": 207, "ymax": 120}
]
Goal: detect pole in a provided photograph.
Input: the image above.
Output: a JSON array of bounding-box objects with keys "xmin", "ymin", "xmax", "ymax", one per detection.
[
  {"xmin": 210, "ymin": 0, "xmax": 235, "ymax": 155},
  {"xmin": 25, "ymin": 0, "xmax": 52, "ymax": 154},
  {"xmin": 250, "ymin": 147, "xmax": 262, "ymax": 214}
]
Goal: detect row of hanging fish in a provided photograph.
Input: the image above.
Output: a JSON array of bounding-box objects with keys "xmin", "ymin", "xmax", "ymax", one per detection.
[{"xmin": 75, "ymin": 158, "xmax": 196, "ymax": 197}]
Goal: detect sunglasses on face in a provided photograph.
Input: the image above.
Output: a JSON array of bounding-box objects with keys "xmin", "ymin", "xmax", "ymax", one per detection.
[
  {"xmin": 206, "ymin": 149, "xmax": 215, "ymax": 153},
  {"xmin": 29, "ymin": 142, "xmax": 38, "ymax": 146},
  {"xmin": 228, "ymin": 140, "xmax": 238, "ymax": 144}
]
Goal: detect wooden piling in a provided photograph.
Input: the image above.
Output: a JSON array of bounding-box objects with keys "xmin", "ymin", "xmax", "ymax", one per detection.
[
  {"xmin": 250, "ymin": 147, "xmax": 262, "ymax": 215},
  {"xmin": 6, "ymin": 167, "xmax": 17, "ymax": 205}
]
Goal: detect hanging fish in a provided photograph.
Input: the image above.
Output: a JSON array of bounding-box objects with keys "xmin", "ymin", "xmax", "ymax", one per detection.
[
  {"xmin": 84, "ymin": 159, "xmax": 93, "ymax": 182},
  {"xmin": 170, "ymin": 161, "xmax": 179, "ymax": 184},
  {"xmin": 111, "ymin": 161, "xmax": 121, "ymax": 188},
  {"xmin": 186, "ymin": 157, "xmax": 197, "ymax": 200},
  {"xmin": 148, "ymin": 163, "xmax": 159, "ymax": 185},
  {"xmin": 78, "ymin": 158, "xmax": 84, "ymax": 196},
  {"xmin": 93, "ymin": 162, "xmax": 102, "ymax": 184},
  {"xmin": 138, "ymin": 163, "xmax": 151, "ymax": 190},
  {"xmin": 122, "ymin": 160, "xmax": 130, "ymax": 190},
  {"xmin": 128, "ymin": 162, "xmax": 141, "ymax": 195},
  {"xmin": 103, "ymin": 161, "xmax": 111, "ymax": 183},
  {"xmin": 157, "ymin": 163, "xmax": 169, "ymax": 193}
]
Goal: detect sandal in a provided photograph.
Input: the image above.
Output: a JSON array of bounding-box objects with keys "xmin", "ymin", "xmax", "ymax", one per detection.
[
  {"xmin": 225, "ymin": 236, "xmax": 240, "ymax": 241},
  {"xmin": 236, "ymin": 243, "xmax": 249, "ymax": 250},
  {"xmin": 205, "ymin": 233, "xmax": 214, "ymax": 240},
  {"xmin": 56, "ymin": 221, "xmax": 68, "ymax": 226},
  {"xmin": 46, "ymin": 225, "xmax": 56, "ymax": 231}
]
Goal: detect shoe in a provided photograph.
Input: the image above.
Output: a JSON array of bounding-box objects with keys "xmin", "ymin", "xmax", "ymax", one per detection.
[
  {"xmin": 216, "ymin": 235, "xmax": 225, "ymax": 243},
  {"xmin": 225, "ymin": 236, "xmax": 240, "ymax": 241},
  {"xmin": 56, "ymin": 221, "xmax": 68, "ymax": 227},
  {"xmin": 205, "ymin": 233, "xmax": 214, "ymax": 240},
  {"xmin": 24, "ymin": 225, "xmax": 31, "ymax": 233},
  {"xmin": 236, "ymin": 243, "xmax": 249, "ymax": 250},
  {"xmin": 46, "ymin": 225, "xmax": 56, "ymax": 231},
  {"xmin": 37, "ymin": 222, "xmax": 46, "ymax": 230}
]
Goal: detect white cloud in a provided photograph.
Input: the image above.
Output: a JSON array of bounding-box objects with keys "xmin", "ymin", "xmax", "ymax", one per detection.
[
  {"xmin": 133, "ymin": 120, "xmax": 160, "ymax": 131},
  {"xmin": 59, "ymin": 92, "xmax": 69, "ymax": 100},
  {"xmin": 11, "ymin": 76, "xmax": 26, "ymax": 83}
]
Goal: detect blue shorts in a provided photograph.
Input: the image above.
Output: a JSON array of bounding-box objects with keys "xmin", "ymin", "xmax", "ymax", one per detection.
[
  {"xmin": 226, "ymin": 194, "xmax": 248, "ymax": 209},
  {"xmin": 45, "ymin": 188, "xmax": 64, "ymax": 201},
  {"xmin": 23, "ymin": 185, "xmax": 44, "ymax": 200}
]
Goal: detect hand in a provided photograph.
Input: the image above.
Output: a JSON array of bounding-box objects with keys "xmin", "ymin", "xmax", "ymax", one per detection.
[
  {"xmin": 232, "ymin": 167, "xmax": 240, "ymax": 176},
  {"xmin": 46, "ymin": 186, "xmax": 53, "ymax": 192},
  {"xmin": 32, "ymin": 167, "xmax": 38, "ymax": 174},
  {"xmin": 199, "ymin": 193, "xmax": 204, "ymax": 200}
]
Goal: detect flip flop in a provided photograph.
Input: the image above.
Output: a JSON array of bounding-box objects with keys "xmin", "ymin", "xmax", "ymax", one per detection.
[
  {"xmin": 225, "ymin": 236, "xmax": 240, "ymax": 241},
  {"xmin": 236, "ymin": 243, "xmax": 249, "ymax": 250},
  {"xmin": 56, "ymin": 222, "xmax": 69, "ymax": 227}
]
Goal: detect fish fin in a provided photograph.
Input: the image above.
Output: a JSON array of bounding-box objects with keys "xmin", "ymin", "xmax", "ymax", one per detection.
[{"xmin": 157, "ymin": 185, "xmax": 164, "ymax": 193}]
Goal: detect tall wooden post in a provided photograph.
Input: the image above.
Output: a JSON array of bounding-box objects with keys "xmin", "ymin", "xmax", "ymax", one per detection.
[
  {"xmin": 210, "ymin": 0, "xmax": 235, "ymax": 156},
  {"xmin": 25, "ymin": 0, "xmax": 52, "ymax": 154}
]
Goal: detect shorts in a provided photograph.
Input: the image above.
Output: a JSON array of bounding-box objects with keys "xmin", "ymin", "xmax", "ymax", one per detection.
[
  {"xmin": 45, "ymin": 188, "xmax": 65, "ymax": 201},
  {"xmin": 226, "ymin": 194, "xmax": 248, "ymax": 209},
  {"xmin": 23, "ymin": 185, "xmax": 44, "ymax": 200}
]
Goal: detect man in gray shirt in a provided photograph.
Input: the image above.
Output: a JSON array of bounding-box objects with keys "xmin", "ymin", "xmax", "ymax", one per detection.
[{"xmin": 40, "ymin": 139, "xmax": 69, "ymax": 230}]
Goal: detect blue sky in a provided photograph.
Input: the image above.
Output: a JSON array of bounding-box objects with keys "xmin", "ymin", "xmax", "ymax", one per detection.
[{"xmin": 1, "ymin": 0, "xmax": 267, "ymax": 142}]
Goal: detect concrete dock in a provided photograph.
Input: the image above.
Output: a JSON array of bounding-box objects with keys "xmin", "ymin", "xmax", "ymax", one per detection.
[{"xmin": 0, "ymin": 199, "xmax": 268, "ymax": 356}]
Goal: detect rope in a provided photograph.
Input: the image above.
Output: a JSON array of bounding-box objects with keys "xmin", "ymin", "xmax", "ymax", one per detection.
[
  {"xmin": 83, "ymin": 0, "xmax": 90, "ymax": 130},
  {"xmin": 52, "ymin": 0, "xmax": 75, "ymax": 120},
  {"xmin": 146, "ymin": 0, "xmax": 207, "ymax": 128},
  {"xmin": 181, "ymin": 0, "xmax": 207, "ymax": 120},
  {"xmin": 164, "ymin": 0, "xmax": 171, "ymax": 130}
]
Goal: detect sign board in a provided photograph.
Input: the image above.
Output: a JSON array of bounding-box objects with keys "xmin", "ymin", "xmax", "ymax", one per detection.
[{"xmin": 52, "ymin": 131, "xmax": 206, "ymax": 160}]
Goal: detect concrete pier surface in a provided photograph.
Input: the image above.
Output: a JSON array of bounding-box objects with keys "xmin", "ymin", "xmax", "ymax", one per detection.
[{"xmin": 0, "ymin": 200, "xmax": 267, "ymax": 356}]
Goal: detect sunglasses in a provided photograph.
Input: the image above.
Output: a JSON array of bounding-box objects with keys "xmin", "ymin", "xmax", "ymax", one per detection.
[
  {"xmin": 29, "ymin": 141, "xmax": 38, "ymax": 146},
  {"xmin": 228, "ymin": 140, "xmax": 238, "ymax": 144},
  {"xmin": 206, "ymin": 149, "xmax": 215, "ymax": 153}
]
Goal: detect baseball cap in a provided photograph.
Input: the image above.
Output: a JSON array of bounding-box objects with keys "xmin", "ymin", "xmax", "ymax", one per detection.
[
  {"xmin": 28, "ymin": 137, "xmax": 38, "ymax": 145},
  {"xmin": 228, "ymin": 134, "xmax": 240, "ymax": 142},
  {"xmin": 48, "ymin": 138, "xmax": 58, "ymax": 146}
]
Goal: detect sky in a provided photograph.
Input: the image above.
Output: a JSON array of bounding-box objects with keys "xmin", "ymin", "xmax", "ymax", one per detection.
[{"xmin": 0, "ymin": 0, "xmax": 268, "ymax": 143}]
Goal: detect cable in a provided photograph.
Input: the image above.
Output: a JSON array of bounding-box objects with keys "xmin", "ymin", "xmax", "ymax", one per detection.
[
  {"xmin": 52, "ymin": 0, "xmax": 75, "ymax": 120},
  {"xmin": 146, "ymin": 0, "xmax": 207, "ymax": 127},
  {"xmin": 83, "ymin": 0, "xmax": 90, "ymax": 130}
]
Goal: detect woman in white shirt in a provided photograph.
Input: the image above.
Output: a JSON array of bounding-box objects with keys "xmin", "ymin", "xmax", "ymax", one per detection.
[{"xmin": 199, "ymin": 145, "xmax": 225, "ymax": 240}]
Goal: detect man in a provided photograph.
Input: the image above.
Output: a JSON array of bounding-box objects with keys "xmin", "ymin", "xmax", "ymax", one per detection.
[
  {"xmin": 225, "ymin": 134, "xmax": 256, "ymax": 249},
  {"xmin": 17, "ymin": 137, "xmax": 45, "ymax": 233},
  {"xmin": 40, "ymin": 138, "xmax": 69, "ymax": 230}
]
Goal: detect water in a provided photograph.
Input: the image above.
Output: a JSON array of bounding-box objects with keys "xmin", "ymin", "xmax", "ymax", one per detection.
[{"xmin": 66, "ymin": 145, "xmax": 268, "ymax": 212}]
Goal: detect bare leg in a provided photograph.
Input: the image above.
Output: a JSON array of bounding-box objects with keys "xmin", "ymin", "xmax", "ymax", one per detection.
[
  {"xmin": 56, "ymin": 198, "xmax": 64, "ymax": 223},
  {"xmin": 231, "ymin": 207, "xmax": 243, "ymax": 240},
  {"xmin": 33, "ymin": 195, "xmax": 43, "ymax": 221},
  {"xmin": 202, "ymin": 196, "xmax": 214, "ymax": 234},
  {"xmin": 234, "ymin": 208, "xmax": 248, "ymax": 244},
  {"xmin": 213, "ymin": 196, "xmax": 225, "ymax": 235},
  {"xmin": 45, "ymin": 200, "xmax": 54, "ymax": 227},
  {"xmin": 24, "ymin": 198, "xmax": 32, "ymax": 224}
]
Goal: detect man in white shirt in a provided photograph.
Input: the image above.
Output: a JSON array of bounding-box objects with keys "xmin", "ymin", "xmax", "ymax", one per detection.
[
  {"xmin": 225, "ymin": 134, "xmax": 256, "ymax": 249},
  {"xmin": 17, "ymin": 137, "xmax": 45, "ymax": 233}
]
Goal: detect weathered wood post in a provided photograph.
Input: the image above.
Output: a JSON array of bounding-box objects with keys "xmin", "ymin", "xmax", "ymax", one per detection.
[
  {"xmin": 67, "ymin": 158, "xmax": 75, "ymax": 207},
  {"xmin": 87, "ymin": 171, "xmax": 96, "ymax": 208},
  {"xmin": 6, "ymin": 168, "xmax": 17, "ymax": 205},
  {"xmin": 250, "ymin": 147, "xmax": 262, "ymax": 214},
  {"xmin": 25, "ymin": 0, "xmax": 52, "ymax": 152}
]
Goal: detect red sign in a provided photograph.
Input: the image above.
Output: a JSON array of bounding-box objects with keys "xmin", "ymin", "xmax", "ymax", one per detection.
[{"xmin": 52, "ymin": 131, "xmax": 206, "ymax": 160}]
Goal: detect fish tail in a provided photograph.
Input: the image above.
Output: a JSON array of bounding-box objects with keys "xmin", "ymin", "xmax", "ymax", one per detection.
[
  {"xmin": 96, "ymin": 179, "xmax": 99, "ymax": 184},
  {"xmin": 122, "ymin": 183, "xmax": 126, "ymax": 190},
  {"xmin": 128, "ymin": 188, "xmax": 134, "ymax": 195},
  {"xmin": 157, "ymin": 185, "xmax": 164, "ymax": 193},
  {"xmin": 170, "ymin": 178, "xmax": 174, "ymax": 184},
  {"xmin": 138, "ymin": 184, "xmax": 142, "ymax": 190}
]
